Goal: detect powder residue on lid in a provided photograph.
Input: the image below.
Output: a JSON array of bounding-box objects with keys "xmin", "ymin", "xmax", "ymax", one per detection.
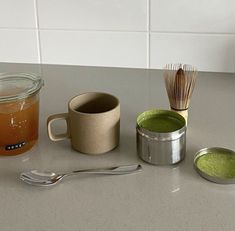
[{"xmin": 196, "ymin": 152, "xmax": 235, "ymax": 179}]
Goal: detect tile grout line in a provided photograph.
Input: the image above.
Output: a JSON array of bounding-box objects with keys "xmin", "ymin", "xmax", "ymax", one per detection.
[
  {"xmin": 34, "ymin": 0, "xmax": 42, "ymax": 65},
  {"xmin": 0, "ymin": 26, "xmax": 235, "ymax": 36},
  {"xmin": 148, "ymin": 31, "xmax": 235, "ymax": 35},
  {"xmin": 38, "ymin": 28, "xmax": 147, "ymax": 33},
  {"xmin": 146, "ymin": 0, "xmax": 150, "ymax": 69},
  {"xmin": 147, "ymin": 0, "xmax": 151, "ymax": 108}
]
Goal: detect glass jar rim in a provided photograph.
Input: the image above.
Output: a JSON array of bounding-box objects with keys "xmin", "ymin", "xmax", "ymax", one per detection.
[{"xmin": 0, "ymin": 73, "xmax": 44, "ymax": 103}]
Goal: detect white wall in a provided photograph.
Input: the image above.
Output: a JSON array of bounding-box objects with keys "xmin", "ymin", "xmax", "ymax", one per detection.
[{"xmin": 0, "ymin": 0, "xmax": 235, "ymax": 72}]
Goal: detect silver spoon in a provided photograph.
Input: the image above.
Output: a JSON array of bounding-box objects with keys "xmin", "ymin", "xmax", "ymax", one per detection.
[{"xmin": 20, "ymin": 164, "xmax": 142, "ymax": 186}]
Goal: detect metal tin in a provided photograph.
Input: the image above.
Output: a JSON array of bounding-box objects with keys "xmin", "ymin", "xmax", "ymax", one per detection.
[
  {"xmin": 136, "ymin": 109, "xmax": 186, "ymax": 165},
  {"xmin": 194, "ymin": 147, "xmax": 235, "ymax": 184}
]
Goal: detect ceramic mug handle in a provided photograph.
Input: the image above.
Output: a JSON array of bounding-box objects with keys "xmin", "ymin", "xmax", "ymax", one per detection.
[{"xmin": 47, "ymin": 113, "xmax": 70, "ymax": 141}]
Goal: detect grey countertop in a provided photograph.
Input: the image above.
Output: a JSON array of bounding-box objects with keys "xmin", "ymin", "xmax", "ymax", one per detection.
[{"xmin": 0, "ymin": 63, "xmax": 235, "ymax": 231}]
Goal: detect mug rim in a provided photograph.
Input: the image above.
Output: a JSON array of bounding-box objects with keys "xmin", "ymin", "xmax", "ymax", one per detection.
[{"xmin": 68, "ymin": 92, "xmax": 120, "ymax": 115}]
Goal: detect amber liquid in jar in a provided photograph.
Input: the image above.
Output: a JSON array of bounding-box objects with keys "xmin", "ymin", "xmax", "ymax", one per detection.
[{"xmin": 0, "ymin": 95, "xmax": 39, "ymax": 155}]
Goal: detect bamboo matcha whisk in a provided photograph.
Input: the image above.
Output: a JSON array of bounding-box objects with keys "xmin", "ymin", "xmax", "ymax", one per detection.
[{"xmin": 164, "ymin": 64, "xmax": 197, "ymax": 125}]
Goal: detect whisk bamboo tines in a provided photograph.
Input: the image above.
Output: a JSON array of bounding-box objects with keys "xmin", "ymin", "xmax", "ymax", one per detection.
[{"xmin": 164, "ymin": 64, "xmax": 197, "ymax": 125}]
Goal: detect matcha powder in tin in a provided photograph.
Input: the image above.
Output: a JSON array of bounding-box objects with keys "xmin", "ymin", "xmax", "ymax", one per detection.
[{"xmin": 196, "ymin": 152, "xmax": 235, "ymax": 179}]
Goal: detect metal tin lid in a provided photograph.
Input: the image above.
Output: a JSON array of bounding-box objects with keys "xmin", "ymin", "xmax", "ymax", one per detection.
[
  {"xmin": 0, "ymin": 73, "xmax": 43, "ymax": 103},
  {"xmin": 194, "ymin": 147, "xmax": 235, "ymax": 184}
]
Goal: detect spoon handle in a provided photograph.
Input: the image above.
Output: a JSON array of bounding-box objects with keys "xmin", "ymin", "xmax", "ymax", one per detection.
[{"xmin": 68, "ymin": 164, "xmax": 142, "ymax": 176}]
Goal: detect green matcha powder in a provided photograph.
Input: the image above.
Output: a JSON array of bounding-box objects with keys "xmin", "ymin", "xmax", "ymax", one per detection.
[
  {"xmin": 139, "ymin": 116, "xmax": 183, "ymax": 133},
  {"xmin": 137, "ymin": 110, "xmax": 185, "ymax": 133},
  {"xmin": 196, "ymin": 152, "xmax": 235, "ymax": 179}
]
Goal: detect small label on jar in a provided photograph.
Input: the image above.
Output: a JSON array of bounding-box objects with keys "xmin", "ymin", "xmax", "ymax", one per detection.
[{"xmin": 5, "ymin": 141, "xmax": 26, "ymax": 150}]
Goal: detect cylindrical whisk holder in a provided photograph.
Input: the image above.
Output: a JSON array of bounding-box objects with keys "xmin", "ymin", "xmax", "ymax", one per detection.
[{"xmin": 171, "ymin": 108, "xmax": 188, "ymax": 126}]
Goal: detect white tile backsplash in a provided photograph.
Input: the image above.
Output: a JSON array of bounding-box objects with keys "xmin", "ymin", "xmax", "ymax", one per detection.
[
  {"xmin": 40, "ymin": 31, "xmax": 147, "ymax": 68},
  {"xmin": 150, "ymin": 33, "xmax": 235, "ymax": 73},
  {"xmin": 1, "ymin": 0, "xmax": 235, "ymax": 72},
  {"xmin": 0, "ymin": 0, "xmax": 36, "ymax": 28},
  {"xmin": 0, "ymin": 29, "xmax": 39, "ymax": 63},
  {"xmin": 151, "ymin": 0, "xmax": 235, "ymax": 33},
  {"xmin": 37, "ymin": 0, "xmax": 147, "ymax": 31}
]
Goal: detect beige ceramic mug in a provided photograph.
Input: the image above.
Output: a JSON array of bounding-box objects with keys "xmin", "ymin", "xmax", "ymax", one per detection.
[{"xmin": 47, "ymin": 92, "xmax": 120, "ymax": 154}]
